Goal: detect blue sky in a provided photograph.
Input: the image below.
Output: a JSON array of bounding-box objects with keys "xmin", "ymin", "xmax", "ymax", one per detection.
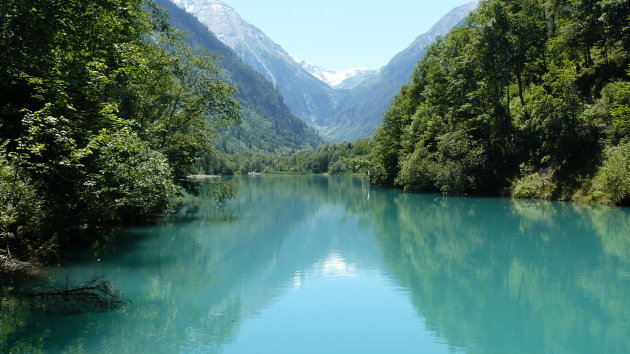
[{"xmin": 220, "ymin": 0, "xmax": 474, "ymax": 72}]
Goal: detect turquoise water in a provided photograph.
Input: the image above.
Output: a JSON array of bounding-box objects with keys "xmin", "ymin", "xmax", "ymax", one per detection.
[{"xmin": 2, "ymin": 175, "xmax": 630, "ymax": 353}]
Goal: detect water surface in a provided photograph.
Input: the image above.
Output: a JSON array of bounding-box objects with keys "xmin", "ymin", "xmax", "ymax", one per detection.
[{"xmin": 2, "ymin": 176, "xmax": 629, "ymax": 353}]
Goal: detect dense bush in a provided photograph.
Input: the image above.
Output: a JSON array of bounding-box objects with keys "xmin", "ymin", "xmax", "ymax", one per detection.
[
  {"xmin": 512, "ymin": 172, "xmax": 557, "ymax": 200},
  {"xmin": 586, "ymin": 142, "xmax": 630, "ymax": 205},
  {"xmin": 76, "ymin": 129, "xmax": 181, "ymax": 225}
]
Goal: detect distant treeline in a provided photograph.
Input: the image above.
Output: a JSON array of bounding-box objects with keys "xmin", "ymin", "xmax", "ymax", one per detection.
[
  {"xmin": 208, "ymin": 139, "xmax": 371, "ymax": 175},
  {"xmin": 0, "ymin": 0, "xmax": 239, "ymax": 262},
  {"xmin": 370, "ymin": 0, "xmax": 629, "ymax": 204}
]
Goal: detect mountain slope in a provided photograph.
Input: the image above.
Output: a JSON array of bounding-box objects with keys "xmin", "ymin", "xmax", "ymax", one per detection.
[
  {"xmin": 171, "ymin": 0, "xmax": 340, "ymax": 127},
  {"xmin": 325, "ymin": 1, "xmax": 479, "ymax": 141},
  {"xmin": 156, "ymin": 0, "xmax": 323, "ymax": 152}
]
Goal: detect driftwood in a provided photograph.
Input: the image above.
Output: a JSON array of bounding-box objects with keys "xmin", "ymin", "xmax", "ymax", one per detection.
[{"xmin": 21, "ymin": 277, "xmax": 125, "ymax": 314}]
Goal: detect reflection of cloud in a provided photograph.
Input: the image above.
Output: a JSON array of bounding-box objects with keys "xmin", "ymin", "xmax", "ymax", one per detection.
[
  {"xmin": 293, "ymin": 271, "xmax": 302, "ymax": 290},
  {"xmin": 321, "ymin": 253, "xmax": 357, "ymax": 278},
  {"xmin": 292, "ymin": 252, "xmax": 359, "ymax": 290}
]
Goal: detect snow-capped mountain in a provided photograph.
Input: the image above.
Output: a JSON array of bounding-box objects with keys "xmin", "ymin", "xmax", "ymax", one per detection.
[
  {"xmin": 170, "ymin": 0, "xmax": 340, "ymax": 126},
  {"xmin": 293, "ymin": 58, "xmax": 378, "ymax": 89}
]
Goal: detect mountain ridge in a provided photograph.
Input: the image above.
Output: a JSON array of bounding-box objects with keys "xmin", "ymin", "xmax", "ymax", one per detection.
[
  {"xmin": 324, "ymin": 1, "xmax": 479, "ymax": 141},
  {"xmin": 293, "ymin": 58, "xmax": 378, "ymax": 89},
  {"xmin": 171, "ymin": 0, "xmax": 341, "ymax": 127},
  {"xmin": 156, "ymin": 0, "xmax": 323, "ymax": 152}
]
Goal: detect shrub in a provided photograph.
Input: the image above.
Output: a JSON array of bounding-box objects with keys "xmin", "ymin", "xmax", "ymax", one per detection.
[
  {"xmin": 587, "ymin": 142, "xmax": 630, "ymax": 205},
  {"xmin": 76, "ymin": 129, "xmax": 180, "ymax": 224},
  {"xmin": 396, "ymin": 146, "xmax": 437, "ymax": 192},
  {"xmin": 329, "ymin": 160, "xmax": 347, "ymax": 174},
  {"xmin": 512, "ymin": 173, "xmax": 557, "ymax": 200}
]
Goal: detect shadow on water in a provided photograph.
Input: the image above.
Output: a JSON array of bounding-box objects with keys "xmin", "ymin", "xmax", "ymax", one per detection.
[{"xmin": 2, "ymin": 175, "xmax": 629, "ymax": 353}]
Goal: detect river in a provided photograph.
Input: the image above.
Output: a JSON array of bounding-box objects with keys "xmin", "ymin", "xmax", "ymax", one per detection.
[{"xmin": 2, "ymin": 175, "xmax": 629, "ymax": 353}]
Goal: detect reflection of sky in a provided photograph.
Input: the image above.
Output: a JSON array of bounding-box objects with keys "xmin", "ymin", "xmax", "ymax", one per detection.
[
  {"xmin": 318, "ymin": 252, "xmax": 358, "ymax": 278},
  {"xmin": 221, "ymin": 272, "xmax": 453, "ymax": 354},
  {"xmin": 209, "ymin": 198, "xmax": 451, "ymax": 354},
  {"xmin": 212, "ymin": 188, "xmax": 452, "ymax": 354},
  {"xmin": 292, "ymin": 252, "xmax": 358, "ymax": 290}
]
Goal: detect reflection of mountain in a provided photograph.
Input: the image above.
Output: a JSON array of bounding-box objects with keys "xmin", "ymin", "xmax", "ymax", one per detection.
[
  {"xmin": 2, "ymin": 176, "xmax": 378, "ymax": 353},
  {"xmin": 3, "ymin": 177, "xmax": 629, "ymax": 353},
  {"xmin": 370, "ymin": 194, "xmax": 630, "ymax": 354}
]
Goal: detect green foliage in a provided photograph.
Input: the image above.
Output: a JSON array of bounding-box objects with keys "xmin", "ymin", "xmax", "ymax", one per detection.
[
  {"xmin": 0, "ymin": 0, "xmax": 240, "ymax": 261},
  {"xmin": 209, "ymin": 139, "xmax": 372, "ymax": 176},
  {"xmin": 199, "ymin": 181, "xmax": 238, "ymax": 207},
  {"xmin": 0, "ymin": 154, "xmax": 53, "ymax": 261},
  {"xmin": 396, "ymin": 145, "xmax": 438, "ymax": 192},
  {"xmin": 585, "ymin": 142, "xmax": 630, "ymax": 205},
  {"xmin": 370, "ymin": 0, "xmax": 629, "ymax": 203},
  {"xmin": 512, "ymin": 172, "xmax": 557, "ymax": 200},
  {"xmin": 600, "ymin": 79, "xmax": 630, "ymax": 144},
  {"xmin": 76, "ymin": 129, "xmax": 180, "ymax": 224}
]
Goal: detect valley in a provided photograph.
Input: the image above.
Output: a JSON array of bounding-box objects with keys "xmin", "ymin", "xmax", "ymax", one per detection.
[
  {"xmin": 170, "ymin": 0, "xmax": 478, "ymax": 141},
  {"xmin": 1, "ymin": 1, "xmax": 628, "ymax": 352}
]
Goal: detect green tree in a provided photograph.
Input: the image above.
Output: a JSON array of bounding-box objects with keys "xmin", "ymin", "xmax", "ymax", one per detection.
[
  {"xmin": 0, "ymin": 0, "xmax": 240, "ymax": 260},
  {"xmin": 370, "ymin": 0, "xmax": 629, "ymax": 204}
]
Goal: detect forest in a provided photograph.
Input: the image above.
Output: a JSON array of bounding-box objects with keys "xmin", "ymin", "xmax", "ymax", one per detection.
[
  {"xmin": 370, "ymin": 0, "xmax": 629, "ymax": 204},
  {"xmin": 210, "ymin": 0, "xmax": 629, "ymax": 205},
  {"xmin": 0, "ymin": 0, "xmax": 239, "ymax": 263},
  {"xmin": 207, "ymin": 139, "xmax": 371, "ymax": 175}
]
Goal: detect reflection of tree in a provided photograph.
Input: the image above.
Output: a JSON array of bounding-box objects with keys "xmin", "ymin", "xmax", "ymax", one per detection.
[
  {"xmin": 4, "ymin": 176, "xmax": 627, "ymax": 353},
  {"xmin": 577, "ymin": 205, "xmax": 630, "ymax": 263},
  {"xmin": 371, "ymin": 194, "xmax": 630, "ymax": 354},
  {"xmin": 1, "ymin": 176, "xmax": 374, "ymax": 353}
]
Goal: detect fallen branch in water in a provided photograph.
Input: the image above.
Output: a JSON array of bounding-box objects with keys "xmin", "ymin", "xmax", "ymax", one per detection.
[{"xmin": 20, "ymin": 277, "xmax": 126, "ymax": 314}]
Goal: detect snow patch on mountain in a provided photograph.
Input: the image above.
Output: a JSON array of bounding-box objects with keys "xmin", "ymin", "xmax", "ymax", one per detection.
[{"xmin": 293, "ymin": 57, "xmax": 377, "ymax": 89}]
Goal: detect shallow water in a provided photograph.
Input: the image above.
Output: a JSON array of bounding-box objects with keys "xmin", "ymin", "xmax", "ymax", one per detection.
[{"xmin": 2, "ymin": 175, "xmax": 629, "ymax": 353}]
